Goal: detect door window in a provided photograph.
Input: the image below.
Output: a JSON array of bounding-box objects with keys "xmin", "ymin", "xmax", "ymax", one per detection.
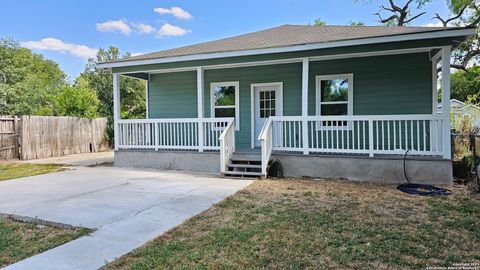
[{"xmin": 260, "ymin": 90, "xmax": 276, "ymax": 118}]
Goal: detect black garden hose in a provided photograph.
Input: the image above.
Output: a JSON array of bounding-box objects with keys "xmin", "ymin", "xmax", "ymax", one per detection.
[{"xmin": 397, "ymin": 149, "xmax": 452, "ymax": 196}]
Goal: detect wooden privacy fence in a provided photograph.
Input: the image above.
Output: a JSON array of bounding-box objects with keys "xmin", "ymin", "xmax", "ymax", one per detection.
[
  {"xmin": 0, "ymin": 116, "xmax": 109, "ymax": 160},
  {"xmin": 0, "ymin": 116, "xmax": 20, "ymax": 159}
]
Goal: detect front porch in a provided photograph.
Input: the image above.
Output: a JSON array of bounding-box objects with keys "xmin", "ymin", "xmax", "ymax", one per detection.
[
  {"xmin": 114, "ymin": 113, "xmax": 449, "ymax": 179},
  {"xmin": 111, "ymin": 47, "xmax": 453, "ymax": 181}
]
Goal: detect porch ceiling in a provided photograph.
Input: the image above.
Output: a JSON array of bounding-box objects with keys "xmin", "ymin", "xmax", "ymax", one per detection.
[{"xmin": 123, "ymin": 73, "xmax": 149, "ymax": 80}]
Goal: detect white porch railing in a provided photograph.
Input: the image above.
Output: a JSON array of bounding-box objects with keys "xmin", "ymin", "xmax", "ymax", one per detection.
[
  {"xmin": 117, "ymin": 118, "xmax": 233, "ymax": 151},
  {"xmin": 258, "ymin": 114, "xmax": 446, "ymax": 177},
  {"xmin": 219, "ymin": 119, "xmax": 236, "ymax": 174},
  {"xmin": 258, "ymin": 118, "xmax": 273, "ymax": 176}
]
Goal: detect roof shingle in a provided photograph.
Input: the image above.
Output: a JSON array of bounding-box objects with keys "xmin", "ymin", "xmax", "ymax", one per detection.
[{"xmin": 108, "ymin": 24, "xmax": 465, "ymax": 63}]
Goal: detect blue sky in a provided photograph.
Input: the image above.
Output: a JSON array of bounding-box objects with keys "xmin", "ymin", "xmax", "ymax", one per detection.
[{"xmin": 0, "ymin": 0, "xmax": 449, "ymax": 81}]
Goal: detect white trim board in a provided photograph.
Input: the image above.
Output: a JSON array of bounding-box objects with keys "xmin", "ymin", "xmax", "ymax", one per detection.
[
  {"xmin": 117, "ymin": 46, "xmax": 443, "ymax": 76},
  {"xmin": 315, "ymin": 74, "xmax": 354, "ymax": 130},
  {"xmin": 98, "ymin": 28, "xmax": 475, "ymax": 69},
  {"xmin": 146, "ymin": 74, "xmax": 150, "ymax": 118},
  {"xmin": 210, "ymin": 81, "xmax": 240, "ymax": 130}
]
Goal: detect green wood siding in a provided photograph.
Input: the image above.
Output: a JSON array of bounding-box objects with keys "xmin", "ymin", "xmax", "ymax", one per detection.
[
  {"xmin": 148, "ymin": 71, "xmax": 197, "ymax": 118},
  {"xmin": 145, "ymin": 52, "xmax": 433, "ymax": 149},
  {"xmin": 308, "ymin": 52, "xmax": 432, "ymax": 115},
  {"xmin": 204, "ymin": 63, "xmax": 302, "ymax": 149}
]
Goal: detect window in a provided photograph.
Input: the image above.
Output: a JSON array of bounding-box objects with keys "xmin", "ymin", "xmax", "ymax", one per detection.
[
  {"xmin": 259, "ymin": 90, "xmax": 276, "ymax": 118},
  {"xmin": 210, "ymin": 81, "xmax": 240, "ymax": 130},
  {"xmin": 316, "ymin": 74, "xmax": 353, "ymax": 128}
]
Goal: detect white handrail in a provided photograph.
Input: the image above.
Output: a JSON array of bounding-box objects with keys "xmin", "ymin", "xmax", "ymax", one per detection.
[
  {"xmin": 269, "ymin": 114, "xmax": 444, "ymax": 121},
  {"xmin": 117, "ymin": 118, "xmax": 232, "ymax": 124},
  {"xmin": 258, "ymin": 118, "xmax": 273, "ymax": 177},
  {"xmin": 219, "ymin": 119, "xmax": 235, "ymax": 174}
]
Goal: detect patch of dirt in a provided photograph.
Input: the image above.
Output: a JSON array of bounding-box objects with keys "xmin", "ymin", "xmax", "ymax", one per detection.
[{"xmin": 87, "ymin": 162, "xmax": 114, "ymax": 167}]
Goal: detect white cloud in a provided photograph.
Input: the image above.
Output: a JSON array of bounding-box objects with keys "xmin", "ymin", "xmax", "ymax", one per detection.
[
  {"xmin": 423, "ymin": 21, "xmax": 444, "ymax": 27},
  {"xmin": 136, "ymin": 23, "xmax": 155, "ymax": 34},
  {"xmin": 131, "ymin": 52, "xmax": 145, "ymax": 57},
  {"xmin": 154, "ymin": 7, "xmax": 192, "ymax": 20},
  {"xmin": 156, "ymin": 23, "xmax": 190, "ymax": 37},
  {"xmin": 21, "ymin": 38, "xmax": 98, "ymax": 59},
  {"xmin": 96, "ymin": 19, "xmax": 132, "ymax": 35}
]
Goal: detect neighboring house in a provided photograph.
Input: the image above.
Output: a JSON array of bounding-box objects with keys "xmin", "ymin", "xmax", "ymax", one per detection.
[
  {"xmin": 437, "ymin": 99, "xmax": 480, "ymax": 131},
  {"xmin": 98, "ymin": 25, "xmax": 476, "ymax": 184}
]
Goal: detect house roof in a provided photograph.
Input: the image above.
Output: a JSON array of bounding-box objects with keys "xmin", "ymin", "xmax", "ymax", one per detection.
[
  {"xmin": 438, "ymin": 99, "xmax": 469, "ymax": 109},
  {"xmin": 98, "ymin": 24, "xmax": 475, "ymax": 68},
  {"xmin": 437, "ymin": 99, "xmax": 480, "ymax": 111}
]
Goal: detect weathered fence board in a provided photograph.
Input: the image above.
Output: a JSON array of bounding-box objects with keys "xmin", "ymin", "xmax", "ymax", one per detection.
[
  {"xmin": 20, "ymin": 116, "xmax": 109, "ymax": 160},
  {"xmin": 0, "ymin": 116, "xmax": 20, "ymax": 159}
]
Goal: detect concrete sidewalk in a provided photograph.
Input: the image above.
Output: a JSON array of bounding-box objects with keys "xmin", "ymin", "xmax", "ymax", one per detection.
[
  {"xmin": 22, "ymin": 151, "xmax": 114, "ymax": 166},
  {"xmin": 0, "ymin": 167, "xmax": 253, "ymax": 270}
]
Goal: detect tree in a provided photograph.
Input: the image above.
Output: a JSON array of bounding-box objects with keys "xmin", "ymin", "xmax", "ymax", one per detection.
[
  {"xmin": 0, "ymin": 37, "xmax": 104, "ymax": 118},
  {"xmin": 80, "ymin": 46, "xmax": 146, "ymax": 144},
  {"xmin": 0, "ymin": 38, "xmax": 68, "ymax": 115},
  {"xmin": 432, "ymin": 0, "xmax": 480, "ymax": 72},
  {"xmin": 349, "ymin": 20, "xmax": 366, "ymax": 26},
  {"xmin": 312, "ymin": 18, "xmax": 327, "ymax": 26},
  {"xmin": 450, "ymin": 66, "xmax": 480, "ymax": 103},
  {"xmin": 54, "ymin": 77, "xmax": 99, "ymax": 118},
  {"xmin": 357, "ymin": 0, "xmax": 480, "ymax": 71},
  {"xmin": 373, "ymin": 0, "xmax": 427, "ymax": 26},
  {"xmin": 311, "ymin": 19, "xmax": 366, "ymax": 26}
]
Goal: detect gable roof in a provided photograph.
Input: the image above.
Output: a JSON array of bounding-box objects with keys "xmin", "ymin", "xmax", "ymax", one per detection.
[
  {"xmin": 98, "ymin": 24, "xmax": 476, "ymax": 68},
  {"xmin": 437, "ymin": 99, "xmax": 480, "ymax": 112}
]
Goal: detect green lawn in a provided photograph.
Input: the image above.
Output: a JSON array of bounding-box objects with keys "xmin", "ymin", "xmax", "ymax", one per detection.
[
  {"xmin": 106, "ymin": 179, "xmax": 480, "ymax": 270},
  {"xmin": 0, "ymin": 218, "xmax": 91, "ymax": 268},
  {"xmin": 0, "ymin": 163, "xmax": 65, "ymax": 181}
]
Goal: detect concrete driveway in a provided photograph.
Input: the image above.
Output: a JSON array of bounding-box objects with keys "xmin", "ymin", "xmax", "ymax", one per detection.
[
  {"xmin": 22, "ymin": 151, "xmax": 114, "ymax": 166},
  {"xmin": 0, "ymin": 166, "xmax": 253, "ymax": 270}
]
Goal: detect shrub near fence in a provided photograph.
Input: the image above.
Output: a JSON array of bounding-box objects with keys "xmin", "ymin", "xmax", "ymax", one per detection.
[{"xmin": 452, "ymin": 133, "xmax": 480, "ymax": 179}]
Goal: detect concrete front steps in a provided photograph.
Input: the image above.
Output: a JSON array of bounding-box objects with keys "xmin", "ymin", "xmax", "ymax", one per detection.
[{"xmin": 224, "ymin": 150, "xmax": 265, "ymax": 178}]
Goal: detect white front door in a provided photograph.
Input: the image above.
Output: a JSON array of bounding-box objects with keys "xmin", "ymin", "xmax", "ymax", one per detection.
[{"xmin": 253, "ymin": 83, "xmax": 283, "ymax": 148}]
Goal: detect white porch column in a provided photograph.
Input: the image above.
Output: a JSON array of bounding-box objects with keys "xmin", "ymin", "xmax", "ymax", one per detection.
[
  {"xmin": 432, "ymin": 57, "xmax": 438, "ymax": 114},
  {"xmin": 302, "ymin": 58, "xmax": 309, "ymax": 154},
  {"xmin": 197, "ymin": 67, "xmax": 204, "ymax": 152},
  {"xmin": 431, "ymin": 56, "xmax": 438, "ymax": 152},
  {"xmin": 441, "ymin": 46, "xmax": 452, "ymax": 160},
  {"xmin": 146, "ymin": 74, "xmax": 150, "ymax": 119},
  {"xmin": 113, "ymin": 73, "xmax": 121, "ymax": 150}
]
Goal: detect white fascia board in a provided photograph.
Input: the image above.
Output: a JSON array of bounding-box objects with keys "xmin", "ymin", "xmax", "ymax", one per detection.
[{"xmin": 97, "ymin": 28, "xmax": 476, "ymax": 69}]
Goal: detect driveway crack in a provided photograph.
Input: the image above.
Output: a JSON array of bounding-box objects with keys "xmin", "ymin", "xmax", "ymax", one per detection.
[
  {"xmin": 97, "ymin": 186, "xmax": 203, "ymax": 229},
  {"xmin": 134, "ymin": 186, "xmax": 202, "ymax": 217}
]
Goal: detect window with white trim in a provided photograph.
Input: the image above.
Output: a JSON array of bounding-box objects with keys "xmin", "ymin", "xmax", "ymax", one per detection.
[
  {"xmin": 210, "ymin": 81, "xmax": 240, "ymax": 130},
  {"xmin": 316, "ymin": 74, "xmax": 353, "ymax": 127}
]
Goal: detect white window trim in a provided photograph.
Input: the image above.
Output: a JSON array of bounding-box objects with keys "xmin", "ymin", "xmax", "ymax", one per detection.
[
  {"xmin": 210, "ymin": 81, "xmax": 240, "ymax": 130},
  {"xmin": 315, "ymin": 74, "xmax": 354, "ymax": 130}
]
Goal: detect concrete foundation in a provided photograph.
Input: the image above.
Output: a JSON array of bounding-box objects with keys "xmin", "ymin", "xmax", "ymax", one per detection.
[
  {"xmin": 114, "ymin": 150, "xmax": 220, "ymax": 172},
  {"xmin": 274, "ymin": 153, "xmax": 453, "ymax": 185},
  {"xmin": 115, "ymin": 150, "xmax": 453, "ymax": 185}
]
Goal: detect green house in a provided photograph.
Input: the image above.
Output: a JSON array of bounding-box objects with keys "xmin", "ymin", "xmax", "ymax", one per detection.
[{"xmin": 98, "ymin": 24, "xmax": 476, "ymax": 184}]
